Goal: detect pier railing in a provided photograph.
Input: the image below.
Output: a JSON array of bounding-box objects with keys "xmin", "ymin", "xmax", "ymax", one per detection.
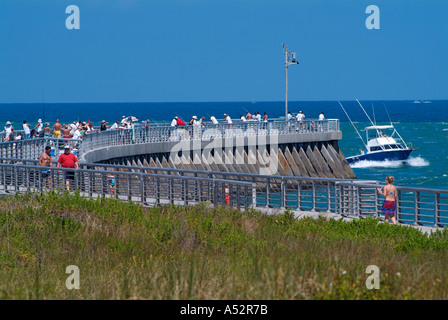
[
  {"xmin": 0, "ymin": 161, "xmax": 256, "ymax": 209},
  {"xmin": 0, "ymin": 119, "xmax": 339, "ymax": 161},
  {"xmin": 79, "ymin": 119, "xmax": 339, "ymax": 158},
  {"xmin": 0, "ymin": 137, "xmax": 82, "ymax": 160},
  {"xmin": 1, "ymin": 157, "xmax": 447, "ymax": 228}
]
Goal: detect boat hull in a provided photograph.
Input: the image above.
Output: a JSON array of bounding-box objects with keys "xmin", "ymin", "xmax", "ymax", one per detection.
[{"xmin": 346, "ymin": 149, "xmax": 413, "ymax": 165}]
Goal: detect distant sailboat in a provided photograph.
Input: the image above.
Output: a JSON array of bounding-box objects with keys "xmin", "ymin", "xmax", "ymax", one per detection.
[{"xmin": 414, "ymin": 100, "xmax": 431, "ymax": 104}]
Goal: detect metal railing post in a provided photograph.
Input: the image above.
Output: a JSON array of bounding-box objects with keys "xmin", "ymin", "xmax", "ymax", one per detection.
[
  {"xmin": 140, "ymin": 173, "xmax": 145, "ymax": 204},
  {"xmin": 311, "ymin": 180, "xmax": 316, "ymax": 212},
  {"xmin": 434, "ymin": 193, "xmax": 440, "ymax": 228},
  {"xmin": 414, "ymin": 191, "xmax": 420, "ymax": 226},
  {"xmin": 252, "ymin": 183, "xmax": 257, "ymax": 208},
  {"xmin": 281, "ymin": 178, "xmax": 286, "ymax": 209}
]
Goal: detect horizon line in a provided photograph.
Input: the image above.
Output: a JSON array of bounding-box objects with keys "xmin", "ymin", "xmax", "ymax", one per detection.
[{"xmin": 0, "ymin": 98, "xmax": 446, "ymax": 104}]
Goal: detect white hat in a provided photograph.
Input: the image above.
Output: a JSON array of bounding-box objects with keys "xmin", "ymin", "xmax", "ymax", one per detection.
[
  {"xmin": 6, "ymin": 121, "xmax": 11, "ymax": 125},
  {"xmin": 193, "ymin": 116, "xmax": 197, "ymax": 119},
  {"xmin": 38, "ymin": 119, "xmax": 42, "ymax": 123},
  {"xmin": 64, "ymin": 145, "xmax": 70, "ymax": 149}
]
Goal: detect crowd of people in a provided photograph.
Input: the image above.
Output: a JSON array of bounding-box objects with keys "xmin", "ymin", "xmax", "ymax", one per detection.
[
  {"xmin": 286, "ymin": 111, "xmax": 325, "ymax": 122},
  {"xmin": 169, "ymin": 111, "xmax": 272, "ymax": 128},
  {"xmin": 0, "ymin": 115, "xmax": 152, "ymax": 142},
  {"xmin": 168, "ymin": 110, "xmax": 326, "ymax": 128},
  {"xmin": 1, "ymin": 110, "xmax": 326, "ymax": 142}
]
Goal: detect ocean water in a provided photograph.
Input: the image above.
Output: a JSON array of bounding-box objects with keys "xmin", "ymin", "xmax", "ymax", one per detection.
[{"xmin": 0, "ymin": 100, "xmax": 447, "ymax": 190}]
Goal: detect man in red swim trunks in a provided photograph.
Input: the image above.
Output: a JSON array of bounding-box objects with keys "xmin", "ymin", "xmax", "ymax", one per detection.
[{"xmin": 57, "ymin": 145, "xmax": 79, "ymax": 191}]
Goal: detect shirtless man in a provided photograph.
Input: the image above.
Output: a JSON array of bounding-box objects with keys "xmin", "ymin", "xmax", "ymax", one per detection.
[
  {"xmin": 61, "ymin": 125, "xmax": 72, "ymax": 138},
  {"xmin": 53, "ymin": 119, "xmax": 63, "ymax": 138},
  {"xmin": 43, "ymin": 123, "xmax": 52, "ymax": 137},
  {"xmin": 39, "ymin": 146, "xmax": 53, "ymax": 188}
]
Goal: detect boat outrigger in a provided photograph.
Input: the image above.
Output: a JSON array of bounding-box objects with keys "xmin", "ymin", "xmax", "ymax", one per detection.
[{"xmin": 339, "ymin": 100, "xmax": 415, "ymax": 165}]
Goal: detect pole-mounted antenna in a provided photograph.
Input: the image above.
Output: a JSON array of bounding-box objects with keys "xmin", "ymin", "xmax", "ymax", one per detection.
[{"xmin": 283, "ymin": 44, "xmax": 299, "ymax": 120}]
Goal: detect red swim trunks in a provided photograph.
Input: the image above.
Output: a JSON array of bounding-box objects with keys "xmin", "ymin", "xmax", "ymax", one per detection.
[{"xmin": 382, "ymin": 200, "xmax": 396, "ymax": 216}]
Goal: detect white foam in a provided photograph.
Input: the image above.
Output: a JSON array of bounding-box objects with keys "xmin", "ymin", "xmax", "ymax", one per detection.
[
  {"xmin": 350, "ymin": 156, "xmax": 429, "ymax": 169},
  {"xmin": 406, "ymin": 156, "xmax": 429, "ymax": 167},
  {"xmin": 351, "ymin": 159, "xmax": 404, "ymax": 169}
]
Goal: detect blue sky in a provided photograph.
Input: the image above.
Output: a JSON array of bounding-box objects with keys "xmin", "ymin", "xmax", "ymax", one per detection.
[{"xmin": 0, "ymin": 0, "xmax": 447, "ymax": 103}]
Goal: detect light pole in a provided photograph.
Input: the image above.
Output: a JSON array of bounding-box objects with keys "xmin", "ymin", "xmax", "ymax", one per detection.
[{"xmin": 283, "ymin": 44, "xmax": 299, "ymax": 120}]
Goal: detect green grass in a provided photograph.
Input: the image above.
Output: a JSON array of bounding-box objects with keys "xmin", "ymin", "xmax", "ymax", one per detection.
[{"xmin": 1, "ymin": 191, "xmax": 448, "ymax": 299}]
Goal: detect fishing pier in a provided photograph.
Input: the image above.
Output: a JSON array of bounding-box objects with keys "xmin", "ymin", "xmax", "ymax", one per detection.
[{"xmin": 0, "ymin": 118, "xmax": 447, "ymax": 231}]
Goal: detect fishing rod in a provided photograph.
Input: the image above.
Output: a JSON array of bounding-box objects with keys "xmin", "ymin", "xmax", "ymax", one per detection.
[
  {"xmin": 382, "ymin": 102, "xmax": 393, "ymax": 126},
  {"xmin": 356, "ymin": 98, "xmax": 386, "ymax": 140},
  {"xmin": 356, "ymin": 99, "xmax": 376, "ymax": 127},
  {"xmin": 372, "ymin": 103, "xmax": 376, "ymax": 125},
  {"xmin": 338, "ymin": 101, "xmax": 367, "ymax": 148},
  {"xmin": 42, "ymin": 89, "xmax": 45, "ymax": 123}
]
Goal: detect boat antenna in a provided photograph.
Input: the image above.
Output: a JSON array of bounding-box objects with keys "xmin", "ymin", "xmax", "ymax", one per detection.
[
  {"xmin": 382, "ymin": 102, "xmax": 408, "ymax": 148},
  {"xmin": 338, "ymin": 101, "xmax": 367, "ymax": 148}
]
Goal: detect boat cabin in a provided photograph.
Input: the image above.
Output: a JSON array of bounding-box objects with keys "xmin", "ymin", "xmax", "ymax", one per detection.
[{"xmin": 364, "ymin": 125, "xmax": 408, "ymax": 153}]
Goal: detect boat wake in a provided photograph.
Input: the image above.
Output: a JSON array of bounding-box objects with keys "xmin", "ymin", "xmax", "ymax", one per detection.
[{"xmin": 350, "ymin": 156, "xmax": 429, "ymax": 169}]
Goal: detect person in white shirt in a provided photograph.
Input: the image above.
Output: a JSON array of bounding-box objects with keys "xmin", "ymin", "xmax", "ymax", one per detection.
[
  {"xmin": 1, "ymin": 121, "xmax": 14, "ymax": 142},
  {"xmin": 256, "ymin": 112, "xmax": 262, "ymax": 122},
  {"xmin": 171, "ymin": 116, "xmax": 178, "ymax": 127},
  {"xmin": 34, "ymin": 119, "xmax": 44, "ymax": 137},
  {"xmin": 22, "ymin": 120, "xmax": 31, "ymax": 139},
  {"xmin": 210, "ymin": 115, "xmax": 218, "ymax": 125},
  {"xmin": 72, "ymin": 127, "xmax": 82, "ymax": 140},
  {"xmin": 240, "ymin": 115, "xmax": 246, "ymax": 121},
  {"xmin": 318, "ymin": 112, "xmax": 325, "ymax": 131},
  {"xmin": 224, "ymin": 114, "xmax": 232, "ymax": 124},
  {"xmin": 287, "ymin": 112, "xmax": 293, "ymax": 121},
  {"xmin": 296, "ymin": 111, "xmax": 305, "ymax": 130},
  {"xmin": 68, "ymin": 121, "xmax": 77, "ymax": 136},
  {"xmin": 109, "ymin": 120, "xmax": 120, "ymax": 130}
]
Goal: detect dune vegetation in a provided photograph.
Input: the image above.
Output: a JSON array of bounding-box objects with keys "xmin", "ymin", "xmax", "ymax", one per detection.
[{"xmin": 1, "ymin": 191, "xmax": 448, "ymax": 300}]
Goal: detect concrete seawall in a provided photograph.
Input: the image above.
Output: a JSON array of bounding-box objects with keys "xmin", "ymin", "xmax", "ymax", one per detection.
[{"xmin": 81, "ymin": 130, "xmax": 356, "ymax": 179}]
